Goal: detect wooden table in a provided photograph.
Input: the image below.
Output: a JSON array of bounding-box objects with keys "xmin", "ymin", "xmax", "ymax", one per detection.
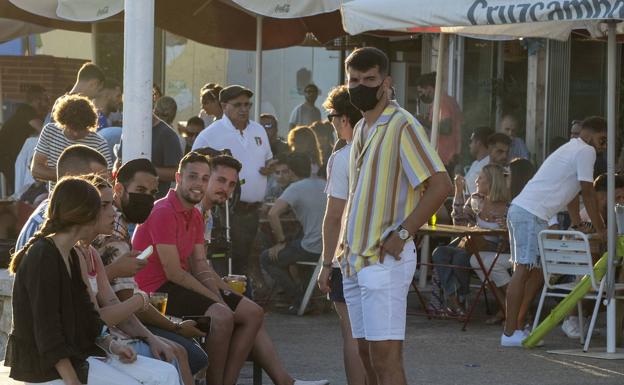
[{"xmin": 417, "ymin": 224, "xmax": 508, "ymax": 331}]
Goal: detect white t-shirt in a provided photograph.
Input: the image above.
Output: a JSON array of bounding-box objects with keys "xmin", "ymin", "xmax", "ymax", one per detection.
[
  {"xmin": 325, "ymin": 143, "xmax": 351, "ymax": 266},
  {"xmin": 325, "ymin": 143, "xmax": 351, "ymax": 200},
  {"xmin": 513, "ymin": 138, "xmax": 596, "ymax": 221},
  {"xmin": 192, "ymin": 115, "xmax": 273, "ymax": 203},
  {"xmin": 465, "ymin": 155, "xmax": 489, "ymax": 194},
  {"xmin": 14, "ymin": 136, "xmax": 38, "ymax": 197}
]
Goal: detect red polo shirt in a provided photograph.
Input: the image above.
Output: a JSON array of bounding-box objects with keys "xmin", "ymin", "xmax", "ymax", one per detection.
[{"xmin": 133, "ymin": 189, "xmax": 204, "ymax": 293}]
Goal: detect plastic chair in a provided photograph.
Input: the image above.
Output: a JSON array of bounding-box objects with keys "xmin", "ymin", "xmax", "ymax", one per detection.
[
  {"xmin": 295, "ymin": 257, "xmax": 323, "ymax": 316},
  {"xmin": 534, "ymin": 229, "xmax": 624, "ymax": 351}
]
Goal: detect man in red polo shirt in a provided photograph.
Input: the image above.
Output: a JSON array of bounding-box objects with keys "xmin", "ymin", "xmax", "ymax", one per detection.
[{"xmin": 133, "ymin": 152, "xmax": 261, "ymax": 385}]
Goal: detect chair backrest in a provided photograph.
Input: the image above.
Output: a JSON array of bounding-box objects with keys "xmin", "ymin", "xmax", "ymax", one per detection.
[{"xmin": 537, "ymin": 230, "xmax": 598, "ymax": 291}]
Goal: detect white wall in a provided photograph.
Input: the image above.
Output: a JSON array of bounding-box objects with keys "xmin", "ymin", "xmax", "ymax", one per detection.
[{"xmin": 227, "ymin": 46, "xmax": 341, "ymax": 137}]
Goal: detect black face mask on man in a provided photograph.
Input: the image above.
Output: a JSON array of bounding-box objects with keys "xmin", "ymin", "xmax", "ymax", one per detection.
[
  {"xmin": 348, "ymin": 83, "xmax": 382, "ymax": 112},
  {"xmin": 121, "ymin": 192, "xmax": 155, "ymax": 224}
]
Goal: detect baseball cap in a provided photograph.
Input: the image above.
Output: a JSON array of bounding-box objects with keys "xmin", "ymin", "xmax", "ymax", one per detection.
[{"xmin": 219, "ymin": 85, "xmax": 253, "ymax": 103}]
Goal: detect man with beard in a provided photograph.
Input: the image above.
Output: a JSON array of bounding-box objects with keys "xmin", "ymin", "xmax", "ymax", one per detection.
[
  {"xmin": 92, "ymin": 158, "xmax": 208, "ymax": 384},
  {"xmin": 416, "ymin": 72, "xmax": 463, "ymax": 169},
  {"xmin": 340, "ymin": 48, "xmax": 451, "ymax": 385}
]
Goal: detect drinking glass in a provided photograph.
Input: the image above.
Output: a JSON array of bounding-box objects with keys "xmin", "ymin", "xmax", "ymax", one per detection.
[
  {"xmin": 149, "ymin": 292, "xmax": 168, "ymax": 315},
  {"xmin": 224, "ymin": 275, "xmax": 247, "ymax": 294}
]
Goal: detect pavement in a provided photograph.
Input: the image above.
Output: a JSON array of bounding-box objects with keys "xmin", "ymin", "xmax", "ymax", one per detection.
[{"xmin": 4, "ymin": 297, "xmax": 624, "ymax": 385}]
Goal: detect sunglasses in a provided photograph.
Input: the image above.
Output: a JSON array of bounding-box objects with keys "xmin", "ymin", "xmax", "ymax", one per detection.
[{"xmin": 328, "ymin": 113, "xmax": 343, "ymax": 122}]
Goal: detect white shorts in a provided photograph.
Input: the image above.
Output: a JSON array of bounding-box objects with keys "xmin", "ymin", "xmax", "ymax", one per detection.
[{"xmin": 342, "ymin": 242, "xmax": 417, "ymax": 341}]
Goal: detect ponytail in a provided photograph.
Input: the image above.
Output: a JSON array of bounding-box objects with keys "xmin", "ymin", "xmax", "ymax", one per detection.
[{"xmin": 9, "ymin": 219, "xmax": 58, "ymax": 274}]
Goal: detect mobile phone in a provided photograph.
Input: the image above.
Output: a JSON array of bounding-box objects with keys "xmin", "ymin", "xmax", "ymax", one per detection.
[
  {"xmin": 136, "ymin": 245, "xmax": 153, "ymax": 260},
  {"xmin": 182, "ymin": 315, "xmax": 211, "ymax": 333}
]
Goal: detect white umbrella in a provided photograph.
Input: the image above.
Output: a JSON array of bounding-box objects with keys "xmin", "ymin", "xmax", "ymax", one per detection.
[
  {"xmin": 342, "ymin": 0, "xmax": 623, "ymax": 355},
  {"xmin": 8, "ymin": 0, "xmax": 123, "ymax": 21},
  {"xmin": 231, "ymin": 0, "xmax": 339, "ymax": 18},
  {"xmin": 0, "ymin": 17, "xmax": 49, "ymax": 43}
]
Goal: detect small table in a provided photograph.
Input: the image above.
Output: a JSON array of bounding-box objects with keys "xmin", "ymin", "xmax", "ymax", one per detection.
[{"xmin": 417, "ymin": 224, "xmax": 508, "ymax": 331}]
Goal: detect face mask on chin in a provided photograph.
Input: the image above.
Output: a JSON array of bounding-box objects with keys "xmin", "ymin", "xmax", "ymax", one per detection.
[
  {"xmin": 121, "ymin": 192, "xmax": 155, "ymax": 224},
  {"xmin": 348, "ymin": 83, "xmax": 383, "ymax": 112}
]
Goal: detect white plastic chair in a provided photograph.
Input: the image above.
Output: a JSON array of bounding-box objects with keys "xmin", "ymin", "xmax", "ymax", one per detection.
[
  {"xmin": 533, "ymin": 230, "xmax": 624, "ymax": 351},
  {"xmin": 295, "ymin": 257, "xmax": 323, "ymax": 316}
]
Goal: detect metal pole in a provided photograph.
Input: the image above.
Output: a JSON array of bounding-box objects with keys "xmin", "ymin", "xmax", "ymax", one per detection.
[
  {"xmin": 496, "ymin": 41, "xmax": 504, "ymax": 130},
  {"xmin": 606, "ymin": 21, "xmax": 617, "ymax": 354},
  {"xmin": 430, "ymin": 33, "xmax": 447, "ymax": 148},
  {"xmin": 122, "ymin": 0, "xmax": 154, "ymax": 161},
  {"xmin": 254, "ymin": 15, "xmax": 263, "ymax": 122}
]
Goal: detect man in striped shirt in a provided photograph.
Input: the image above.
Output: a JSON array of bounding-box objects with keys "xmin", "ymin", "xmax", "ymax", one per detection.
[
  {"xmin": 31, "ymin": 94, "xmax": 112, "ymax": 191},
  {"xmin": 339, "ymin": 47, "xmax": 452, "ymax": 385}
]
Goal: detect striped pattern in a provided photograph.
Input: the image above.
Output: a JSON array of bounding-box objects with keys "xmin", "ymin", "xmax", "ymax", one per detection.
[
  {"xmin": 35, "ymin": 123, "xmax": 113, "ymax": 190},
  {"xmin": 340, "ymin": 102, "xmax": 445, "ymax": 276}
]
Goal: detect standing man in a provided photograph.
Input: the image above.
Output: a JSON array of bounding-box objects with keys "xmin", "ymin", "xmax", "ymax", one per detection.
[
  {"xmin": 289, "ymin": 84, "xmax": 322, "ymax": 130},
  {"xmin": 93, "ymin": 78, "xmax": 122, "ymax": 131},
  {"xmin": 317, "ymin": 85, "xmax": 365, "ymax": 385},
  {"xmin": 502, "ymin": 116, "xmax": 607, "ymax": 347},
  {"xmin": 192, "ymin": 85, "xmax": 273, "ymax": 275},
  {"xmin": 340, "ymin": 47, "xmax": 451, "ymax": 385},
  {"xmin": 416, "ymin": 72, "xmax": 463, "ymax": 170}
]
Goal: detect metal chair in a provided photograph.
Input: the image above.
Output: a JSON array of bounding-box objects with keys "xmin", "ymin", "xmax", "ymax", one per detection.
[
  {"xmin": 295, "ymin": 256, "xmax": 323, "ymax": 316},
  {"xmin": 534, "ymin": 230, "xmax": 624, "ymax": 351}
]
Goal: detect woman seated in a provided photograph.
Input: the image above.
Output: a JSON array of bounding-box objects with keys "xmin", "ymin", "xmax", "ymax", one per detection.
[
  {"xmin": 6, "ymin": 176, "xmax": 179, "ymax": 385},
  {"xmin": 431, "ymin": 164, "xmax": 510, "ymax": 318}
]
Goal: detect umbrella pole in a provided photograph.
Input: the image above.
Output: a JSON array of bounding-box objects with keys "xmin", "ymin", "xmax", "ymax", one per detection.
[
  {"xmin": 122, "ymin": 0, "xmax": 154, "ymax": 161},
  {"xmin": 254, "ymin": 15, "xmax": 263, "ymax": 122},
  {"xmin": 606, "ymin": 21, "xmax": 617, "ymax": 354},
  {"xmin": 430, "ymin": 33, "xmax": 447, "ymax": 148}
]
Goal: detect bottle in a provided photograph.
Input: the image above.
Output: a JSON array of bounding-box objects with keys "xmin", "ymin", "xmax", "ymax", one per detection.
[{"xmin": 430, "ymin": 213, "xmax": 437, "ymax": 227}]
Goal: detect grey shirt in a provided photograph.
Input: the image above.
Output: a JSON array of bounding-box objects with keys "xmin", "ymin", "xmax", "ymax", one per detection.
[
  {"xmin": 278, "ymin": 177, "xmax": 327, "ymax": 254},
  {"xmin": 289, "ymin": 103, "xmax": 321, "ymax": 128}
]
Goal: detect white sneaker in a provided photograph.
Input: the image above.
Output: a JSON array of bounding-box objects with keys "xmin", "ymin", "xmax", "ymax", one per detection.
[
  {"xmin": 293, "ymin": 380, "xmax": 329, "ymax": 385},
  {"xmin": 561, "ymin": 316, "xmax": 581, "ymax": 338},
  {"xmin": 501, "ymin": 330, "xmax": 526, "ymax": 347}
]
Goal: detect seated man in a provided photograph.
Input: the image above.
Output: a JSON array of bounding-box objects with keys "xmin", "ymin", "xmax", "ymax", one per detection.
[
  {"xmin": 92, "ymin": 158, "xmax": 208, "ymax": 384},
  {"xmin": 264, "ymin": 152, "xmax": 295, "ymax": 203},
  {"xmin": 260, "ymin": 152, "xmax": 328, "ymax": 310},
  {"xmin": 133, "ymin": 151, "xmax": 327, "ymax": 385}
]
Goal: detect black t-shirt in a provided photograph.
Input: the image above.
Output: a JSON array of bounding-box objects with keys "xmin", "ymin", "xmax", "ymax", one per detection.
[
  {"xmin": 0, "ymin": 104, "xmax": 38, "ymax": 190},
  {"xmin": 152, "ymin": 120, "xmax": 183, "ymax": 198}
]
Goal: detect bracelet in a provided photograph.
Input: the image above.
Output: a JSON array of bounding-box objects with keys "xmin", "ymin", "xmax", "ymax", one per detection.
[
  {"xmin": 322, "ymin": 262, "xmax": 333, "ymax": 268},
  {"xmin": 135, "ymin": 291, "xmax": 150, "ymax": 312},
  {"xmin": 107, "ymin": 337, "xmax": 116, "ymax": 355}
]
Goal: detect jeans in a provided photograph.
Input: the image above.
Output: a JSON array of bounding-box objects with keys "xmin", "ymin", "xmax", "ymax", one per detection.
[
  {"xmin": 230, "ymin": 206, "xmax": 260, "ymax": 275},
  {"xmin": 146, "ymin": 326, "xmax": 208, "ymax": 375},
  {"xmin": 431, "ymin": 245, "xmax": 471, "ymax": 299},
  {"xmin": 260, "ymin": 239, "xmax": 319, "ymax": 301}
]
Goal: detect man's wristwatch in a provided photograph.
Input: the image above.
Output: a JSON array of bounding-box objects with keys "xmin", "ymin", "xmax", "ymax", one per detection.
[{"xmin": 396, "ymin": 225, "xmax": 411, "ymax": 241}]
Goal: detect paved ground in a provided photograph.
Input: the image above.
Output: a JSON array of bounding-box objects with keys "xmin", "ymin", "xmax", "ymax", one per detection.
[{"xmin": 4, "ymin": 296, "xmax": 624, "ymax": 385}]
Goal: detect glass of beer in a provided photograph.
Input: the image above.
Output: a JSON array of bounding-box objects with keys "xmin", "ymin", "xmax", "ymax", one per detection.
[
  {"xmin": 149, "ymin": 292, "xmax": 168, "ymax": 315},
  {"xmin": 224, "ymin": 275, "xmax": 247, "ymax": 294}
]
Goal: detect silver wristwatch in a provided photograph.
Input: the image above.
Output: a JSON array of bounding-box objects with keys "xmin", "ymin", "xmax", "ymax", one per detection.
[{"xmin": 396, "ymin": 225, "xmax": 410, "ymax": 241}]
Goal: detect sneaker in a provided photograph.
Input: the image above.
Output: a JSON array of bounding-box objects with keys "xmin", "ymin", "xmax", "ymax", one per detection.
[
  {"xmin": 293, "ymin": 380, "xmax": 329, "ymax": 385},
  {"xmin": 561, "ymin": 316, "xmax": 581, "ymax": 338},
  {"xmin": 501, "ymin": 330, "xmax": 526, "ymax": 347}
]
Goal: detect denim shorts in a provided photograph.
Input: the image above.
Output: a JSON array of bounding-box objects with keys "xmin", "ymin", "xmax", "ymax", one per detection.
[{"xmin": 507, "ymin": 204, "xmax": 548, "ymax": 267}]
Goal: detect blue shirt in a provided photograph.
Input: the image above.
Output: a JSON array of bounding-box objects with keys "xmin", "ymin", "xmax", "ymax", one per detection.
[{"xmin": 16, "ymin": 199, "xmax": 48, "ymax": 251}]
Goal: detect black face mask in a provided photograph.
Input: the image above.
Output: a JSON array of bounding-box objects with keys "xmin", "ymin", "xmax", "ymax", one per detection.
[
  {"xmin": 348, "ymin": 83, "xmax": 382, "ymax": 112},
  {"xmin": 121, "ymin": 192, "xmax": 155, "ymax": 224}
]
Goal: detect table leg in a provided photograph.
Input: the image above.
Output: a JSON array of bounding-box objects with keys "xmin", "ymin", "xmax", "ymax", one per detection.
[
  {"xmin": 462, "ymin": 236, "xmax": 504, "ymax": 331},
  {"xmin": 418, "ymin": 235, "xmax": 430, "ymax": 288}
]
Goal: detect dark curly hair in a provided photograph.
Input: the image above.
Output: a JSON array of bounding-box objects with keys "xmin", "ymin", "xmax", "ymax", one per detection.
[{"xmin": 52, "ymin": 94, "xmax": 98, "ymax": 132}]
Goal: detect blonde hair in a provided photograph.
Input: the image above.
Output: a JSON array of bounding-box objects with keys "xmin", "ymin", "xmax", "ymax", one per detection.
[{"xmin": 482, "ymin": 164, "xmax": 510, "ymax": 203}]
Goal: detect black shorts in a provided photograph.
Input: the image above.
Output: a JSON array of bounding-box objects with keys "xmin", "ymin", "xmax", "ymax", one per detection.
[
  {"xmin": 156, "ymin": 281, "xmax": 243, "ymax": 318},
  {"xmin": 328, "ymin": 267, "xmax": 345, "ymax": 303}
]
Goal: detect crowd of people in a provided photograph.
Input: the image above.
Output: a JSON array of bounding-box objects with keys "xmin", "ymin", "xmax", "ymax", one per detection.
[{"xmin": 0, "ymin": 44, "xmax": 619, "ymax": 385}]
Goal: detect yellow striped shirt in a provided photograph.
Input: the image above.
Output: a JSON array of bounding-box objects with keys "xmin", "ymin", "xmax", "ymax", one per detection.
[{"xmin": 339, "ymin": 102, "xmax": 446, "ymax": 276}]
